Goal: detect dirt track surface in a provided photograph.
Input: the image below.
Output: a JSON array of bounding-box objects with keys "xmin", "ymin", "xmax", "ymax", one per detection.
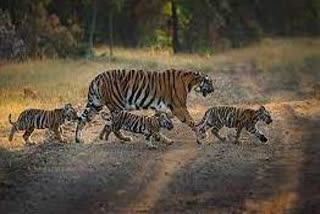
[{"xmin": 1, "ymin": 69, "xmax": 320, "ymax": 213}]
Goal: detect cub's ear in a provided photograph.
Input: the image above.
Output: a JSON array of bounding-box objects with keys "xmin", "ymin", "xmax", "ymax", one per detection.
[
  {"xmin": 100, "ymin": 112, "xmax": 110, "ymax": 120},
  {"xmin": 155, "ymin": 112, "xmax": 174, "ymax": 119},
  {"xmin": 64, "ymin": 103, "xmax": 72, "ymax": 109},
  {"xmin": 257, "ymin": 105, "xmax": 266, "ymax": 112}
]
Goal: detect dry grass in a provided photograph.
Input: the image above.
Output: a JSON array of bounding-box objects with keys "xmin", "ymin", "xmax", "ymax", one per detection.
[{"xmin": 0, "ymin": 37, "xmax": 319, "ymax": 149}]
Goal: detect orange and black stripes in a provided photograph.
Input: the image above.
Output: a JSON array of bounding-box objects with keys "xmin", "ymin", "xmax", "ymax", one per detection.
[
  {"xmin": 76, "ymin": 69, "xmax": 214, "ymax": 143},
  {"xmin": 99, "ymin": 111, "xmax": 173, "ymax": 147},
  {"xmin": 8, "ymin": 103, "xmax": 77, "ymax": 144},
  {"xmin": 195, "ymin": 106, "xmax": 272, "ymax": 144}
]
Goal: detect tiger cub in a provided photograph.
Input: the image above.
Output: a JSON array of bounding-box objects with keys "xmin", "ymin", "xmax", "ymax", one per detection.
[
  {"xmin": 8, "ymin": 103, "xmax": 78, "ymax": 144},
  {"xmin": 195, "ymin": 105, "xmax": 272, "ymax": 144},
  {"xmin": 99, "ymin": 111, "xmax": 174, "ymax": 149}
]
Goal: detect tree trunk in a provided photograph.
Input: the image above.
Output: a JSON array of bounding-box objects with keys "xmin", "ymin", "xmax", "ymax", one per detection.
[
  {"xmin": 171, "ymin": 0, "xmax": 179, "ymax": 53},
  {"xmin": 88, "ymin": 0, "xmax": 97, "ymax": 55},
  {"xmin": 108, "ymin": 12, "xmax": 113, "ymax": 60}
]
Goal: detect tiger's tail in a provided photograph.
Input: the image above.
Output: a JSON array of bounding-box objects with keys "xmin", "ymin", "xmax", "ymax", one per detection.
[
  {"xmin": 8, "ymin": 114, "xmax": 16, "ymax": 126},
  {"xmin": 8, "ymin": 114, "xmax": 17, "ymax": 142}
]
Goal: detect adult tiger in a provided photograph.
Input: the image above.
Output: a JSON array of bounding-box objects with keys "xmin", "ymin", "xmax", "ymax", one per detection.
[{"xmin": 76, "ymin": 69, "xmax": 214, "ymax": 143}]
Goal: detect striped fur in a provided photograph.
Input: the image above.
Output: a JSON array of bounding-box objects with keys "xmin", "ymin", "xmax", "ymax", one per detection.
[
  {"xmin": 8, "ymin": 103, "xmax": 77, "ymax": 144},
  {"xmin": 195, "ymin": 106, "xmax": 272, "ymax": 144},
  {"xmin": 99, "ymin": 111, "xmax": 174, "ymax": 149},
  {"xmin": 76, "ymin": 69, "xmax": 214, "ymax": 143}
]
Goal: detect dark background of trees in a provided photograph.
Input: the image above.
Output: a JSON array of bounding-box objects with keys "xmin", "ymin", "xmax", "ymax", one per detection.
[{"xmin": 1, "ymin": 0, "xmax": 319, "ymax": 58}]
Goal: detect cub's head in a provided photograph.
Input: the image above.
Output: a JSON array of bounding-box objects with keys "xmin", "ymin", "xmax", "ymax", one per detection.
[
  {"xmin": 63, "ymin": 103, "xmax": 78, "ymax": 121},
  {"xmin": 256, "ymin": 106, "xmax": 272, "ymax": 125},
  {"xmin": 100, "ymin": 111, "xmax": 112, "ymax": 126},
  {"xmin": 157, "ymin": 113, "xmax": 174, "ymax": 130},
  {"xmin": 194, "ymin": 73, "xmax": 214, "ymax": 97}
]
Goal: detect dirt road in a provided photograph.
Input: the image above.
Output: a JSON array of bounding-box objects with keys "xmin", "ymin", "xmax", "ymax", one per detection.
[{"xmin": 1, "ymin": 69, "xmax": 319, "ymax": 213}]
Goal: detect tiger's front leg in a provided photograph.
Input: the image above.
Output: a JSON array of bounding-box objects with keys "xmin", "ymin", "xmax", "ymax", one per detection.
[
  {"xmin": 145, "ymin": 134, "xmax": 158, "ymax": 149},
  {"xmin": 247, "ymin": 125, "xmax": 268, "ymax": 143},
  {"xmin": 234, "ymin": 126, "xmax": 244, "ymax": 144},
  {"xmin": 99, "ymin": 124, "xmax": 112, "ymax": 141},
  {"xmin": 76, "ymin": 101, "xmax": 103, "ymax": 143},
  {"xmin": 53, "ymin": 127, "xmax": 65, "ymax": 143},
  {"xmin": 172, "ymin": 107, "xmax": 195, "ymax": 128},
  {"xmin": 154, "ymin": 133, "xmax": 174, "ymax": 145},
  {"xmin": 211, "ymin": 128, "xmax": 226, "ymax": 143}
]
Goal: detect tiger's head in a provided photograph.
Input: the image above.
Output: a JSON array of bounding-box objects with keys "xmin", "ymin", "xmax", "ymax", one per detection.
[
  {"xmin": 256, "ymin": 106, "xmax": 272, "ymax": 125},
  {"xmin": 194, "ymin": 73, "xmax": 214, "ymax": 97},
  {"xmin": 63, "ymin": 103, "xmax": 78, "ymax": 121},
  {"xmin": 157, "ymin": 113, "xmax": 174, "ymax": 130}
]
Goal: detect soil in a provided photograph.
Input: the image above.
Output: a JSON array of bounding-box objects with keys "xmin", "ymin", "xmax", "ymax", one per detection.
[{"xmin": 1, "ymin": 69, "xmax": 319, "ymax": 213}]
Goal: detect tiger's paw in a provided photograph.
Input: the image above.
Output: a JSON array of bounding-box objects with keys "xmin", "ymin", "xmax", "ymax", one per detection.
[
  {"xmin": 220, "ymin": 137, "xmax": 227, "ymax": 143},
  {"xmin": 26, "ymin": 141, "xmax": 35, "ymax": 146},
  {"xmin": 75, "ymin": 138, "xmax": 84, "ymax": 144},
  {"xmin": 146, "ymin": 142, "xmax": 158, "ymax": 149},
  {"xmin": 167, "ymin": 140, "xmax": 174, "ymax": 145},
  {"xmin": 123, "ymin": 136, "xmax": 133, "ymax": 142},
  {"xmin": 233, "ymin": 140, "xmax": 242, "ymax": 144},
  {"xmin": 260, "ymin": 135, "xmax": 268, "ymax": 143}
]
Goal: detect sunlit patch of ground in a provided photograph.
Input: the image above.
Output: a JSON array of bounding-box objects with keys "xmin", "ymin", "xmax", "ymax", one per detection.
[{"xmin": 0, "ymin": 38, "xmax": 319, "ymax": 213}]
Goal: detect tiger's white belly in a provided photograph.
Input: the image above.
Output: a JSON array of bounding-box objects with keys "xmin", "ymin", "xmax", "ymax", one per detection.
[{"xmin": 125, "ymin": 98, "xmax": 170, "ymax": 113}]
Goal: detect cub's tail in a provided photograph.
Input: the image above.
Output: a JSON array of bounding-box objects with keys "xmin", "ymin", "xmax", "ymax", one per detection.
[
  {"xmin": 8, "ymin": 114, "xmax": 16, "ymax": 126},
  {"xmin": 8, "ymin": 114, "xmax": 17, "ymax": 142}
]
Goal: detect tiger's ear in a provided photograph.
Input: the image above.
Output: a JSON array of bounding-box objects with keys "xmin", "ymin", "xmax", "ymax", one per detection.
[
  {"xmin": 64, "ymin": 103, "xmax": 72, "ymax": 109},
  {"xmin": 258, "ymin": 105, "xmax": 266, "ymax": 111},
  {"xmin": 155, "ymin": 112, "xmax": 173, "ymax": 119},
  {"xmin": 100, "ymin": 112, "xmax": 110, "ymax": 120}
]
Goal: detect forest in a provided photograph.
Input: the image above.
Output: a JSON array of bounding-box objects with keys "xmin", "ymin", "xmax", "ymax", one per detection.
[{"xmin": 1, "ymin": 0, "xmax": 319, "ymax": 59}]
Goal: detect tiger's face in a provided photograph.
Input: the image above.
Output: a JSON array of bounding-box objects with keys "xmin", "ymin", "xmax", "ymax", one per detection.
[
  {"xmin": 158, "ymin": 113, "xmax": 174, "ymax": 130},
  {"xmin": 63, "ymin": 103, "xmax": 78, "ymax": 121},
  {"xmin": 195, "ymin": 75, "xmax": 214, "ymax": 97},
  {"xmin": 257, "ymin": 106, "xmax": 272, "ymax": 124}
]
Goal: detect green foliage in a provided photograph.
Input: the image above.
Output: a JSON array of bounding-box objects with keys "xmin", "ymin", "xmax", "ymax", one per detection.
[{"xmin": 1, "ymin": 0, "xmax": 319, "ymax": 58}]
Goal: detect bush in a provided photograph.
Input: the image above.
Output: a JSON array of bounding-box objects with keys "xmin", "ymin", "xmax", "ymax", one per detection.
[{"xmin": 0, "ymin": 9, "xmax": 26, "ymax": 60}]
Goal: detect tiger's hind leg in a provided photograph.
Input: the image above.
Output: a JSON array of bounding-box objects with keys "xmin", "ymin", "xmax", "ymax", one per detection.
[
  {"xmin": 8, "ymin": 126, "xmax": 17, "ymax": 142},
  {"xmin": 99, "ymin": 124, "xmax": 113, "ymax": 141},
  {"xmin": 113, "ymin": 130, "xmax": 133, "ymax": 142},
  {"xmin": 145, "ymin": 135, "xmax": 158, "ymax": 149},
  {"xmin": 234, "ymin": 127, "xmax": 244, "ymax": 144},
  {"xmin": 23, "ymin": 128, "xmax": 35, "ymax": 145},
  {"xmin": 52, "ymin": 127, "xmax": 65, "ymax": 143},
  {"xmin": 211, "ymin": 128, "xmax": 226, "ymax": 143},
  {"xmin": 76, "ymin": 102, "xmax": 103, "ymax": 143},
  {"xmin": 156, "ymin": 133, "xmax": 174, "ymax": 145}
]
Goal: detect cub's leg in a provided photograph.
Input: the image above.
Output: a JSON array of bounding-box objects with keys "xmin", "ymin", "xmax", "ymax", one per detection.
[
  {"xmin": 145, "ymin": 134, "xmax": 158, "ymax": 149},
  {"xmin": 113, "ymin": 130, "xmax": 132, "ymax": 142},
  {"xmin": 8, "ymin": 126, "xmax": 17, "ymax": 142},
  {"xmin": 99, "ymin": 124, "xmax": 112, "ymax": 141},
  {"xmin": 211, "ymin": 128, "xmax": 226, "ymax": 143},
  {"xmin": 53, "ymin": 127, "xmax": 65, "ymax": 143},
  {"xmin": 23, "ymin": 128, "xmax": 35, "ymax": 145},
  {"xmin": 155, "ymin": 133, "xmax": 174, "ymax": 145},
  {"xmin": 234, "ymin": 126, "xmax": 244, "ymax": 144},
  {"xmin": 247, "ymin": 125, "xmax": 268, "ymax": 143}
]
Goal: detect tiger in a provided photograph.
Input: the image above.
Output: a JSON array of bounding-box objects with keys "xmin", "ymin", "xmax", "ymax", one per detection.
[
  {"xmin": 195, "ymin": 105, "xmax": 272, "ymax": 144},
  {"xmin": 76, "ymin": 69, "xmax": 214, "ymax": 143},
  {"xmin": 99, "ymin": 111, "xmax": 174, "ymax": 149},
  {"xmin": 8, "ymin": 103, "xmax": 78, "ymax": 144}
]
